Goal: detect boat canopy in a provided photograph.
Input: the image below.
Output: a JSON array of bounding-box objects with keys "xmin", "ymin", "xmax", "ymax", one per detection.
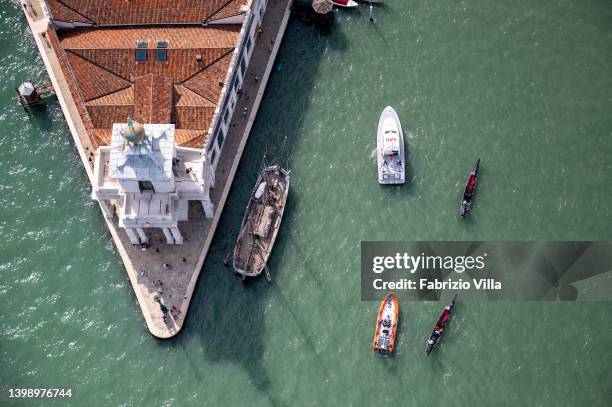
[
  {"xmin": 382, "ymin": 118, "xmax": 400, "ymax": 156},
  {"xmin": 255, "ymin": 182, "xmax": 267, "ymax": 199}
]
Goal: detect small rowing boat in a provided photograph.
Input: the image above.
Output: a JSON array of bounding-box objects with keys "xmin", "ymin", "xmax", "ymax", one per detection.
[
  {"xmin": 460, "ymin": 159, "xmax": 480, "ymax": 217},
  {"xmin": 377, "ymin": 106, "xmax": 405, "ymax": 184},
  {"xmin": 233, "ymin": 164, "xmax": 290, "ymax": 279},
  {"xmin": 426, "ymin": 294, "xmax": 457, "ymax": 355},
  {"xmin": 372, "ymin": 292, "xmax": 399, "ymax": 353},
  {"xmin": 332, "ymin": 0, "xmax": 359, "ymax": 7}
]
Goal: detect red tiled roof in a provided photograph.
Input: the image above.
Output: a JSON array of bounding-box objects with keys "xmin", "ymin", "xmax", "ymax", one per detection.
[
  {"xmin": 85, "ymin": 86, "xmax": 134, "ymax": 106},
  {"xmin": 133, "ymin": 75, "xmax": 173, "ymax": 124},
  {"xmin": 47, "ymin": 0, "xmax": 93, "ymax": 24},
  {"xmin": 68, "ymin": 48, "xmax": 233, "ymax": 83},
  {"xmin": 175, "ymin": 130, "xmax": 209, "ymax": 148},
  {"xmin": 61, "ymin": 26, "xmax": 239, "ymax": 82},
  {"xmin": 174, "ymin": 86, "xmax": 216, "ymax": 107},
  {"xmin": 49, "ymin": 0, "xmax": 247, "ymax": 25},
  {"xmin": 55, "ymin": 26, "xmax": 240, "ymax": 147},
  {"xmin": 88, "ymin": 105, "xmax": 134, "ymax": 128},
  {"xmin": 91, "ymin": 128, "xmax": 112, "ymax": 146},
  {"xmin": 60, "ymin": 26, "xmax": 241, "ymax": 50},
  {"xmin": 209, "ymin": 0, "xmax": 247, "ymax": 22},
  {"xmin": 175, "ymin": 106, "xmax": 216, "ymax": 130},
  {"xmin": 65, "ymin": 51, "xmax": 131, "ymax": 102},
  {"xmin": 183, "ymin": 51, "xmax": 233, "ymax": 103}
]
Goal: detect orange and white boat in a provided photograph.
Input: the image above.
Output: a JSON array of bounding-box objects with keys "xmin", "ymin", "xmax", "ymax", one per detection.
[{"xmin": 371, "ymin": 292, "xmax": 399, "ymax": 353}]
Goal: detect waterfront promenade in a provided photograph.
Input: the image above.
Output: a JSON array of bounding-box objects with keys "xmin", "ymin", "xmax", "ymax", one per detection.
[{"xmin": 22, "ymin": 0, "xmax": 293, "ymax": 338}]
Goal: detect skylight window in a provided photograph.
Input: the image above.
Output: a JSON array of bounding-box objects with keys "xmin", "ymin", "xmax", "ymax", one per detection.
[
  {"xmin": 156, "ymin": 40, "xmax": 168, "ymax": 61},
  {"xmin": 135, "ymin": 41, "xmax": 148, "ymax": 62}
]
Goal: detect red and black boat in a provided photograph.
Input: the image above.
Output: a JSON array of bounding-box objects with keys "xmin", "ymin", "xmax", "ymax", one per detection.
[
  {"xmin": 460, "ymin": 159, "xmax": 480, "ymax": 217},
  {"xmin": 426, "ymin": 294, "xmax": 457, "ymax": 355}
]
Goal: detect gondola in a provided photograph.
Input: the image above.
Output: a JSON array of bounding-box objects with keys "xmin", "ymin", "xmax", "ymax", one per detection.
[
  {"xmin": 426, "ymin": 294, "xmax": 457, "ymax": 355},
  {"xmin": 460, "ymin": 159, "xmax": 480, "ymax": 217}
]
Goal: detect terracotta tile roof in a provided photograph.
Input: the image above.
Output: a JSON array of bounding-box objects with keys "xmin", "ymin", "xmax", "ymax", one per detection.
[
  {"xmin": 85, "ymin": 86, "xmax": 134, "ymax": 106},
  {"xmin": 47, "ymin": 0, "xmax": 93, "ymax": 24},
  {"xmin": 60, "ymin": 26, "xmax": 241, "ymax": 50},
  {"xmin": 174, "ymin": 86, "xmax": 215, "ymax": 107},
  {"xmin": 50, "ymin": 8, "xmax": 242, "ymax": 149},
  {"xmin": 60, "ymin": 26, "xmax": 239, "ymax": 82},
  {"xmin": 68, "ymin": 48, "xmax": 233, "ymax": 83},
  {"xmin": 49, "ymin": 0, "xmax": 247, "ymax": 25},
  {"xmin": 65, "ymin": 51, "xmax": 131, "ymax": 101},
  {"xmin": 133, "ymin": 75, "xmax": 173, "ymax": 124},
  {"xmin": 183, "ymin": 51, "xmax": 233, "ymax": 103},
  {"xmin": 175, "ymin": 106, "xmax": 216, "ymax": 130},
  {"xmin": 88, "ymin": 105, "xmax": 134, "ymax": 128},
  {"xmin": 209, "ymin": 0, "xmax": 248, "ymax": 22},
  {"xmin": 174, "ymin": 130, "xmax": 209, "ymax": 149},
  {"xmin": 91, "ymin": 128, "xmax": 112, "ymax": 146}
]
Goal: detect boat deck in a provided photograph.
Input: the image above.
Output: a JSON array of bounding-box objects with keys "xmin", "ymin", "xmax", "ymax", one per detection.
[{"xmin": 234, "ymin": 167, "xmax": 289, "ymax": 276}]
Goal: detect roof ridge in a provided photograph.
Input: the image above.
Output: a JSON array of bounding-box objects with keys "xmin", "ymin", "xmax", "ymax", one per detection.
[
  {"xmin": 85, "ymin": 86, "xmax": 134, "ymax": 106},
  {"xmin": 206, "ymin": 0, "xmax": 241, "ymax": 23},
  {"xmin": 181, "ymin": 86, "xmax": 219, "ymax": 106},
  {"xmin": 65, "ymin": 49, "xmax": 133, "ymax": 86},
  {"xmin": 53, "ymin": 0, "xmax": 96, "ymax": 24},
  {"xmin": 174, "ymin": 85, "xmax": 215, "ymax": 107},
  {"xmin": 65, "ymin": 51, "xmax": 132, "ymax": 102},
  {"xmin": 175, "ymin": 130, "xmax": 207, "ymax": 148},
  {"xmin": 181, "ymin": 48, "xmax": 233, "ymax": 83}
]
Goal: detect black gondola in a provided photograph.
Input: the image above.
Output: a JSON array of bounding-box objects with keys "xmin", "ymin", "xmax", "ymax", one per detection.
[
  {"xmin": 460, "ymin": 159, "xmax": 480, "ymax": 217},
  {"xmin": 426, "ymin": 294, "xmax": 457, "ymax": 355}
]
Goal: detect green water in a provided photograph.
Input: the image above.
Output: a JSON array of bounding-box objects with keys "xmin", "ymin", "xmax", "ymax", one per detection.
[{"xmin": 1, "ymin": 1, "xmax": 612, "ymax": 405}]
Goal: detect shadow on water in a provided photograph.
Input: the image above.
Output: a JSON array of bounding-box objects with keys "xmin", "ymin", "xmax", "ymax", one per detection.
[
  {"xmin": 268, "ymin": 282, "xmax": 331, "ymax": 379},
  {"xmin": 272, "ymin": 201, "xmax": 341, "ymax": 319},
  {"xmin": 166, "ymin": 20, "xmax": 348, "ymax": 402},
  {"xmin": 21, "ymin": 103, "xmax": 57, "ymax": 133}
]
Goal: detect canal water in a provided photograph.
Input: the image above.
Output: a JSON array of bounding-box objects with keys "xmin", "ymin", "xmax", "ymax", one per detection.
[{"xmin": 1, "ymin": 1, "xmax": 611, "ymax": 405}]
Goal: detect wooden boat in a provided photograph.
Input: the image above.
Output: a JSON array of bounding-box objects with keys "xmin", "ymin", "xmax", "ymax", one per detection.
[
  {"xmin": 460, "ymin": 159, "xmax": 480, "ymax": 217},
  {"xmin": 377, "ymin": 106, "xmax": 405, "ymax": 184},
  {"xmin": 233, "ymin": 164, "xmax": 290, "ymax": 279},
  {"xmin": 332, "ymin": 0, "xmax": 359, "ymax": 7},
  {"xmin": 371, "ymin": 292, "xmax": 399, "ymax": 353},
  {"xmin": 426, "ymin": 294, "xmax": 457, "ymax": 355}
]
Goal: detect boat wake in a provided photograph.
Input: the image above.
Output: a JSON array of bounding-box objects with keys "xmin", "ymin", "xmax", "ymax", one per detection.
[{"xmin": 370, "ymin": 148, "xmax": 377, "ymax": 162}]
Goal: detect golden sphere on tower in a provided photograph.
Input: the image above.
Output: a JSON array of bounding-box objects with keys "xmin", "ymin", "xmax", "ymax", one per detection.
[{"xmin": 121, "ymin": 118, "xmax": 146, "ymax": 144}]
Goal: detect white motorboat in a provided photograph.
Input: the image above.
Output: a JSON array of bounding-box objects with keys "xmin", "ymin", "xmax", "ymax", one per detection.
[{"xmin": 377, "ymin": 106, "xmax": 405, "ymax": 184}]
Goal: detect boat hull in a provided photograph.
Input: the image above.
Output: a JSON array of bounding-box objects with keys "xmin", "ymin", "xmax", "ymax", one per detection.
[
  {"xmin": 333, "ymin": 0, "xmax": 359, "ymax": 7},
  {"xmin": 426, "ymin": 294, "xmax": 457, "ymax": 354},
  {"xmin": 460, "ymin": 159, "xmax": 480, "ymax": 217},
  {"xmin": 233, "ymin": 165, "xmax": 290, "ymax": 278},
  {"xmin": 372, "ymin": 292, "xmax": 399, "ymax": 353},
  {"xmin": 377, "ymin": 106, "xmax": 405, "ymax": 184}
]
